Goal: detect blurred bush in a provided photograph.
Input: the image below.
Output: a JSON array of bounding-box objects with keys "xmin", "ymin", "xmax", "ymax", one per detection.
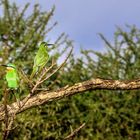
[{"xmin": 0, "ymin": 0, "xmax": 139, "ymax": 139}]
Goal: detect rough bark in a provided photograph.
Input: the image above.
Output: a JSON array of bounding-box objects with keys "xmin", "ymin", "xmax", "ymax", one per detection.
[{"xmin": 0, "ymin": 78, "xmax": 140, "ymax": 121}]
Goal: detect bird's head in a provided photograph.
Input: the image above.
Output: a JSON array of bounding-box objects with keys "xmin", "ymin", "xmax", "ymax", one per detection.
[{"xmin": 1, "ymin": 63, "xmax": 16, "ymax": 72}]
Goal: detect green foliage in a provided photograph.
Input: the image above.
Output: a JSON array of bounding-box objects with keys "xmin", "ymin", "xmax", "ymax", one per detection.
[
  {"xmin": 57, "ymin": 25, "xmax": 140, "ymax": 140},
  {"xmin": 0, "ymin": 0, "xmax": 139, "ymax": 139},
  {"xmin": 0, "ymin": 0, "xmax": 55, "ymax": 68}
]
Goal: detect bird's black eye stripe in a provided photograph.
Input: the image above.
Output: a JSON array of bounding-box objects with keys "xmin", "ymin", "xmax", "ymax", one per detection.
[
  {"xmin": 1, "ymin": 65, "xmax": 15, "ymax": 69},
  {"xmin": 1, "ymin": 64, "xmax": 7, "ymax": 67}
]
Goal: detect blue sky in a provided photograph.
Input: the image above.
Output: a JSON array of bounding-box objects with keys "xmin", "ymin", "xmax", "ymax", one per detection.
[{"xmin": 6, "ymin": 0, "xmax": 140, "ymax": 52}]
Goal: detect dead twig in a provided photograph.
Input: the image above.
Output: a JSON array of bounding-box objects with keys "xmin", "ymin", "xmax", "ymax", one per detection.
[
  {"xmin": 64, "ymin": 123, "xmax": 86, "ymax": 140},
  {"xmin": 19, "ymin": 68, "xmax": 34, "ymax": 87},
  {"xmin": 3, "ymin": 88, "xmax": 9, "ymax": 140},
  {"xmin": 31, "ymin": 61, "xmax": 56, "ymax": 93},
  {"xmin": 2, "ymin": 89, "xmax": 21, "ymax": 140}
]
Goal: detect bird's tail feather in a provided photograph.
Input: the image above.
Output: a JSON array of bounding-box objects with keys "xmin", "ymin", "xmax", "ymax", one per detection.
[{"xmin": 11, "ymin": 90, "xmax": 21, "ymax": 108}]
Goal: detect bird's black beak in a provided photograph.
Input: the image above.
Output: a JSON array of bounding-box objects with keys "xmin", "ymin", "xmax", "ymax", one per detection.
[
  {"xmin": 41, "ymin": 42, "xmax": 54, "ymax": 46},
  {"xmin": 47, "ymin": 44, "xmax": 54, "ymax": 46}
]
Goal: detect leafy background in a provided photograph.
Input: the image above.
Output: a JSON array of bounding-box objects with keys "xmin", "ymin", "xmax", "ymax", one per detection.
[{"xmin": 0, "ymin": 0, "xmax": 139, "ymax": 139}]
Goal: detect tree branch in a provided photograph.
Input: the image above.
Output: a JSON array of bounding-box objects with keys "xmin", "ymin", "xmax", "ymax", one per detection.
[{"xmin": 0, "ymin": 78, "xmax": 140, "ymax": 121}]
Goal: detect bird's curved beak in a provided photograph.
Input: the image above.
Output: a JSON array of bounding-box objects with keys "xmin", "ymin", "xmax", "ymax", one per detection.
[{"xmin": 47, "ymin": 44, "xmax": 54, "ymax": 46}]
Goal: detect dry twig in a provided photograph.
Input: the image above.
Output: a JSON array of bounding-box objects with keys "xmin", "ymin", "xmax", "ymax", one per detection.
[{"xmin": 64, "ymin": 123, "xmax": 86, "ymax": 140}]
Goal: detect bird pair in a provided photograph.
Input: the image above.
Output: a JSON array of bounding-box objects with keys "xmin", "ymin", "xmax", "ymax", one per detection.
[{"xmin": 1, "ymin": 42, "xmax": 52, "ymax": 106}]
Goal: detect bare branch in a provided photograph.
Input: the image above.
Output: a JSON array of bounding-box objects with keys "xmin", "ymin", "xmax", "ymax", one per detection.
[
  {"xmin": 19, "ymin": 68, "xmax": 34, "ymax": 86},
  {"xmin": 31, "ymin": 61, "xmax": 56, "ymax": 93},
  {"xmin": 64, "ymin": 123, "xmax": 86, "ymax": 140},
  {"xmin": 0, "ymin": 78, "xmax": 140, "ymax": 121},
  {"xmin": 2, "ymin": 89, "xmax": 17, "ymax": 140}
]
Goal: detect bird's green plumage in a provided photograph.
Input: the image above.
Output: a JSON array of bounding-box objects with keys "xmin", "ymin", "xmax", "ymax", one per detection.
[
  {"xmin": 31, "ymin": 42, "xmax": 49, "ymax": 78},
  {"xmin": 5, "ymin": 63, "xmax": 19, "ymax": 89},
  {"xmin": 3, "ymin": 63, "xmax": 20, "ymax": 106}
]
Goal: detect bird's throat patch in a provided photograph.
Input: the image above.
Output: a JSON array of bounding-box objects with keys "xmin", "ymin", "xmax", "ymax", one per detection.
[{"xmin": 6, "ymin": 67, "xmax": 14, "ymax": 71}]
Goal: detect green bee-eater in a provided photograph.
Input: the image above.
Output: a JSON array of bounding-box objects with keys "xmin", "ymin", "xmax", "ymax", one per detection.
[
  {"xmin": 30, "ymin": 42, "xmax": 50, "ymax": 78},
  {"xmin": 2, "ymin": 63, "xmax": 19, "ymax": 89},
  {"xmin": 2, "ymin": 63, "xmax": 20, "ymax": 106}
]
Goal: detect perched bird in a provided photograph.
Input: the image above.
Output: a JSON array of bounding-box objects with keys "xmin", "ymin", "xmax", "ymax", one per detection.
[
  {"xmin": 30, "ymin": 42, "xmax": 50, "ymax": 78},
  {"xmin": 2, "ymin": 63, "xmax": 20, "ymax": 106},
  {"xmin": 2, "ymin": 63, "xmax": 19, "ymax": 89}
]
